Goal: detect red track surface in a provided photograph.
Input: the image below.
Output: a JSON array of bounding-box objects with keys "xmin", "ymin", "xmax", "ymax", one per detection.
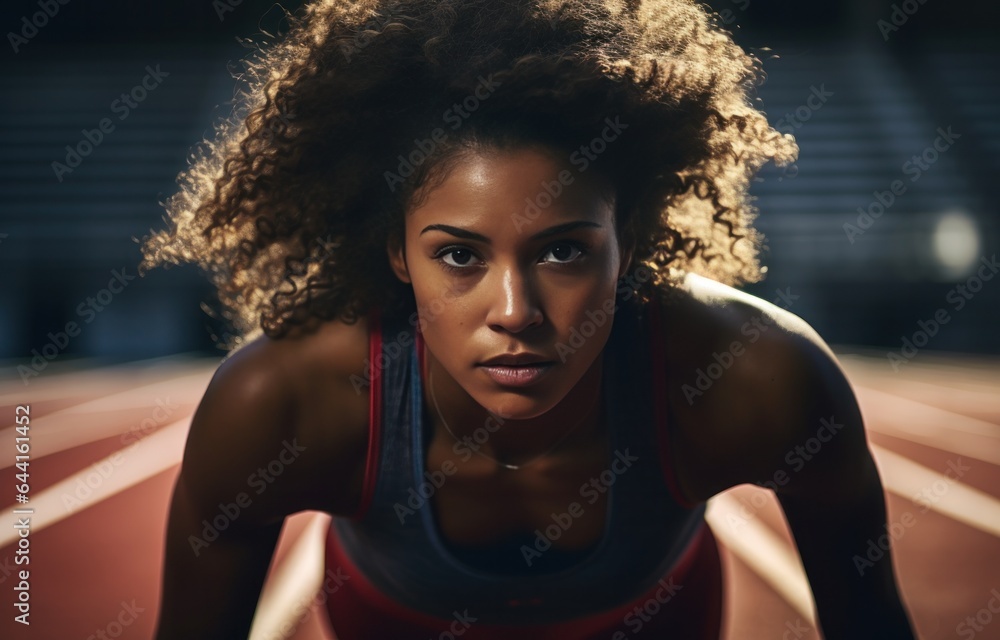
[{"xmin": 0, "ymin": 351, "xmax": 997, "ymax": 639}]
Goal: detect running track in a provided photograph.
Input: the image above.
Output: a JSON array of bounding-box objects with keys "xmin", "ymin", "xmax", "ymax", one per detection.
[{"xmin": 0, "ymin": 350, "xmax": 997, "ymax": 639}]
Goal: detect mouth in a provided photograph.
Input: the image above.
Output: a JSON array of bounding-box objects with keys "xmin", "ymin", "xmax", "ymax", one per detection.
[
  {"xmin": 478, "ymin": 353, "xmax": 552, "ymax": 367},
  {"xmin": 477, "ymin": 362, "xmax": 554, "ymax": 387}
]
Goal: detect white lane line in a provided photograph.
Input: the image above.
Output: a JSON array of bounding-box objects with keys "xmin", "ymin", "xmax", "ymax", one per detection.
[
  {"xmin": 249, "ymin": 513, "xmax": 331, "ymax": 640},
  {"xmin": 836, "ymin": 352, "xmax": 1000, "ymax": 391},
  {"xmin": 872, "ymin": 443, "xmax": 1000, "ymax": 538},
  {"xmin": 0, "ymin": 357, "xmax": 213, "ymax": 401},
  {"xmin": 0, "ymin": 370, "xmax": 208, "ymax": 464},
  {"xmin": 707, "ymin": 438, "xmax": 1000, "ymax": 631},
  {"xmin": 847, "ymin": 375, "xmax": 1000, "ymax": 419},
  {"xmin": 0, "ymin": 417, "xmax": 190, "ymax": 547},
  {"xmin": 858, "ymin": 386, "xmax": 999, "ymax": 438},
  {"xmin": 857, "ymin": 387, "xmax": 1000, "ymax": 467},
  {"xmin": 706, "ymin": 492, "xmax": 817, "ymax": 625}
]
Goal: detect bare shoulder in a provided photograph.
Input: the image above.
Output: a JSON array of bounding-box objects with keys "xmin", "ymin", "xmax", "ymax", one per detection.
[
  {"xmin": 655, "ymin": 273, "xmax": 863, "ymax": 500},
  {"xmin": 180, "ymin": 317, "xmax": 372, "ymax": 524}
]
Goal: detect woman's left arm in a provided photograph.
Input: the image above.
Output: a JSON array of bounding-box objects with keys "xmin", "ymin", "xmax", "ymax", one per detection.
[
  {"xmin": 669, "ymin": 278, "xmax": 917, "ymax": 638},
  {"xmin": 768, "ymin": 334, "xmax": 917, "ymax": 639},
  {"xmin": 775, "ymin": 432, "xmax": 916, "ymax": 638}
]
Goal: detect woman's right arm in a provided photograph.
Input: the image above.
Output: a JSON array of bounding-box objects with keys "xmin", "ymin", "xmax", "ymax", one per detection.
[
  {"xmin": 156, "ymin": 475, "xmax": 284, "ymax": 638},
  {"xmin": 154, "ymin": 349, "xmax": 299, "ymax": 639}
]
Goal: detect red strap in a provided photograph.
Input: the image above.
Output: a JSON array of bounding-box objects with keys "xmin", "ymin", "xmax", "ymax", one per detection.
[
  {"xmin": 649, "ymin": 300, "xmax": 699, "ymax": 509},
  {"xmin": 415, "ymin": 320, "xmax": 427, "ymax": 384},
  {"xmin": 351, "ymin": 310, "xmax": 383, "ymax": 520},
  {"xmin": 324, "ymin": 521, "xmax": 719, "ymax": 638}
]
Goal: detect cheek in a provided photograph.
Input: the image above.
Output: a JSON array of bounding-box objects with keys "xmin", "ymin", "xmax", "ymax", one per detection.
[
  {"xmin": 547, "ymin": 290, "xmax": 616, "ymax": 360},
  {"xmin": 560, "ymin": 271, "xmax": 619, "ymax": 312},
  {"xmin": 411, "ymin": 278, "xmax": 474, "ymax": 340}
]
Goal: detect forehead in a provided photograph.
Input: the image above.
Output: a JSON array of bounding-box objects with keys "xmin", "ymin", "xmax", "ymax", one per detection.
[{"xmin": 406, "ymin": 145, "xmax": 616, "ymax": 231}]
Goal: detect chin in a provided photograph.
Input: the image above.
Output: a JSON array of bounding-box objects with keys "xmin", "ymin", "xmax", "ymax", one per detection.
[
  {"xmin": 484, "ymin": 398, "xmax": 558, "ymax": 422},
  {"xmin": 469, "ymin": 381, "xmax": 567, "ymax": 420}
]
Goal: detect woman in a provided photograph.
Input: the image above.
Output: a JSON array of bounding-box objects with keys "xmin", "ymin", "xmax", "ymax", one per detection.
[{"xmin": 143, "ymin": 0, "xmax": 916, "ymax": 638}]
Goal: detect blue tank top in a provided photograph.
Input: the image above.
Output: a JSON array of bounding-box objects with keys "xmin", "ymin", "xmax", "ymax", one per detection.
[{"xmin": 330, "ymin": 294, "xmax": 706, "ymax": 625}]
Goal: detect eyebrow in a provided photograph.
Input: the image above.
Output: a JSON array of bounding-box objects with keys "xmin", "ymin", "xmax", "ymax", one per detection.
[{"xmin": 419, "ymin": 220, "xmax": 603, "ymax": 242}]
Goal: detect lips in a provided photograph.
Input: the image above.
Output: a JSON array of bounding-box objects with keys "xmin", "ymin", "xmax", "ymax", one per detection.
[
  {"xmin": 476, "ymin": 353, "xmax": 556, "ymax": 387},
  {"xmin": 478, "ymin": 362, "xmax": 553, "ymax": 387},
  {"xmin": 478, "ymin": 353, "xmax": 553, "ymax": 366}
]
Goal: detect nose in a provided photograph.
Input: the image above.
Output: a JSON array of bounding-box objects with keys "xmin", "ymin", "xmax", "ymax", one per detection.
[{"xmin": 485, "ymin": 266, "xmax": 543, "ymax": 334}]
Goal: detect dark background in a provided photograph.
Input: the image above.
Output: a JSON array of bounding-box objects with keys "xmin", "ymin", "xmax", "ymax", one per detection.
[{"xmin": 1, "ymin": 0, "xmax": 998, "ymax": 374}]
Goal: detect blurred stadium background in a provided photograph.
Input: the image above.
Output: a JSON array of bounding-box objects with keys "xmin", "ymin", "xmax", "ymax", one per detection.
[{"xmin": 0, "ymin": 0, "xmax": 998, "ymax": 363}]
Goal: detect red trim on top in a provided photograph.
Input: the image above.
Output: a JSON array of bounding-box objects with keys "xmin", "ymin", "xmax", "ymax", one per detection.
[
  {"xmin": 649, "ymin": 300, "xmax": 699, "ymax": 510},
  {"xmin": 415, "ymin": 322, "xmax": 426, "ymax": 384},
  {"xmin": 325, "ymin": 519, "xmax": 720, "ymax": 638},
  {"xmin": 351, "ymin": 310, "xmax": 383, "ymax": 520}
]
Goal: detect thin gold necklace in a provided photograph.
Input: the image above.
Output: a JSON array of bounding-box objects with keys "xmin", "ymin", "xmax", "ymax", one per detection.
[{"xmin": 426, "ymin": 366, "xmax": 603, "ymax": 471}]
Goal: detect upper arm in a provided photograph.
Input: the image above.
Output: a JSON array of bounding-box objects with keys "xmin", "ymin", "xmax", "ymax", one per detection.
[
  {"xmin": 665, "ymin": 275, "xmax": 914, "ymax": 637},
  {"xmin": 753, "ymin": 321, "xmax": 916, "ymax": 639},
  {"xmin": 155, "ymin": 346, "xmax": 301, "ymax": 639}
]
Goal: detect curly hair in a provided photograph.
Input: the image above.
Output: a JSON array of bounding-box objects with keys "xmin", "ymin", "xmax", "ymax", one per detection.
[{"xmin": 139, "ymin": 0, "xmax": 798, "ymax": 347}]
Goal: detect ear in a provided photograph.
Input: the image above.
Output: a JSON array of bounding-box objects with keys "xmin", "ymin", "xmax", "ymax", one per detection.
[
  {"xmin": 618, "ymin": 247, "xmax": 634, "ymax": 279},
  {"xmin": 617, "ymin": 231, "xmax": 635, "ymax": 280},
  {"xmin": 386, "ymin": 237, "xmax": 411, "ymax": 284}
]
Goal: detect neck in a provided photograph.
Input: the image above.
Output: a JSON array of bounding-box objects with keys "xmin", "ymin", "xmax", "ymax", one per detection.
[{"xmin": 421, "ymin": 343, "xmax": 606, "ymax": 467}]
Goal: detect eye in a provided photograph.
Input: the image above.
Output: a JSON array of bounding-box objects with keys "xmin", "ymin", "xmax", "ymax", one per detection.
[
  {"xmin": 540, "ymin": 241, "xmax": 586, "ymax": 264},
  {"xmin": 436, "ymin": 246, "xmax": 482, "ymax": 271}
]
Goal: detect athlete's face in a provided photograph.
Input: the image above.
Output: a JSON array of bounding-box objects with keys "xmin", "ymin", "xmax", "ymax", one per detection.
[{"xmin": 388, "ymin": 144, "xmax": 631, "ymax": 419}]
